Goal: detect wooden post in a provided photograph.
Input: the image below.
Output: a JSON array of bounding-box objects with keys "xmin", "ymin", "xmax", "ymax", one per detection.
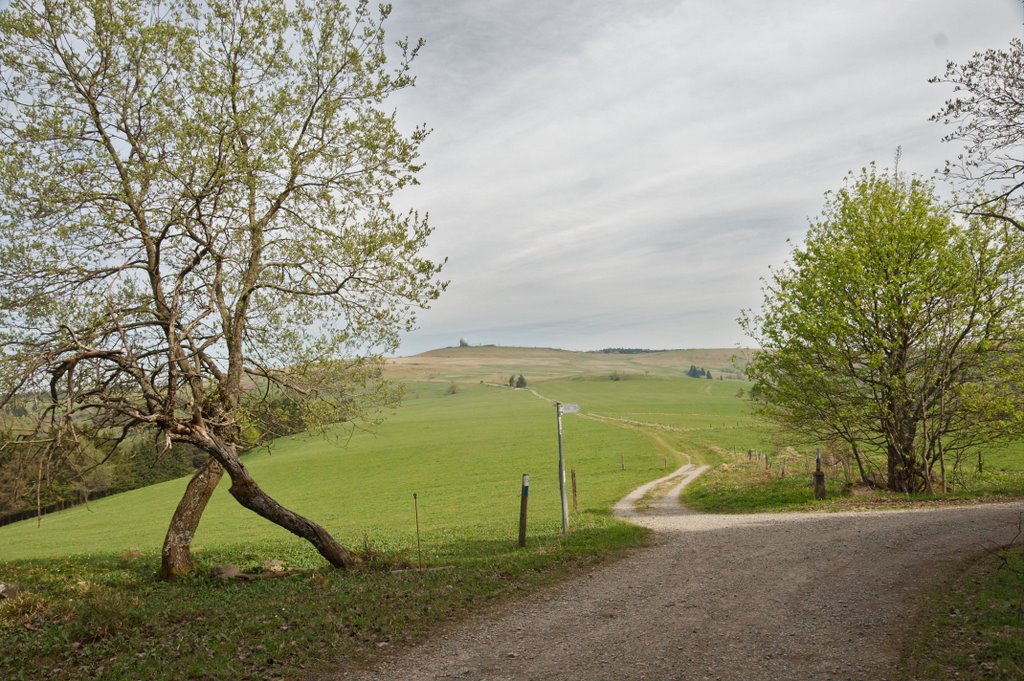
[
  {"xmin": 620, "ymin": 453, "xmax": 625, "ymax": 470},
  {"xmin": 518, "ymin": 474, "xmax": 529, "ymax": 548},
  {"xmin": 413, "ymin": 492, "xmax": 423, "ymax": 569},
  {"xmin": 813, "ymin": 448, "xmax": 826, "ymax": 499},
  {"xmin": 813, "ymin": 471, "xmax": 826, "ymax": 499},
  {"xmin": 571, "ymin": 468, "xmax": 578, "ymax": 513}
]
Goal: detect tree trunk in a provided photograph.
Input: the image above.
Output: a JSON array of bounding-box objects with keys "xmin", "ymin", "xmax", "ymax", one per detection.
[
  {"xmin": 206, "ymin": 436, "xmax": 360, "ymax": 569},
  {"xmin": 850, "ymin": 442, "xmax": 873, "ymax": 487},
  {"xmin": 886, "ymin": 443, "xmax": 913, "ymax": 493},
  {"xmin": 158, "ymin": 457, "xmax": 224, "ymax": 581}
]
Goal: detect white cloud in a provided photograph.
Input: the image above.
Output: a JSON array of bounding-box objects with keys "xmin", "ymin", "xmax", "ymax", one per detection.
[{"xmin": 387, "ymin": 0, "xmax": 1023, "ymax": 353}]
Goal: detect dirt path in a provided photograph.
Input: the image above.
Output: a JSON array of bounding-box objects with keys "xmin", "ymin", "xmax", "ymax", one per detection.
[{"xmin": 346, "ymin": 468, "xmax": 1023, "ymax": 681}]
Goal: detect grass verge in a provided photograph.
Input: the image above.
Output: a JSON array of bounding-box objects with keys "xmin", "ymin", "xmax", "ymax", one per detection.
[
  {"xmin": 902, "ymin": 543, "xmax": 1024, "ymax": 680},
  {"xmin": 0, "ymin": 511, "xmax": 647, "ymax": 680},
  {"xmin": 682, "ymin": 456, "xmax": 1024, "ymax": 514}
]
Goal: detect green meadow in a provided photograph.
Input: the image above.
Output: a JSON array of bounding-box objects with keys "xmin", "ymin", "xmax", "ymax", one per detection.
[
  {"xmin": 1, "ymin": 380, "xmax": 667, "ymax": 563},
  {"xmin": 2, "ymin": 346, "xmax": 1023, "ymax": 680},
  {"xmin": 2, "ymin": 350, "xmax": 732, "ymax": 680}
]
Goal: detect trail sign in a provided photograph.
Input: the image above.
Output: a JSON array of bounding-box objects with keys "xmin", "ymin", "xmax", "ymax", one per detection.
[{"xmin": 554, "ymin": 403, "xmax": 580, "ymax": 535}]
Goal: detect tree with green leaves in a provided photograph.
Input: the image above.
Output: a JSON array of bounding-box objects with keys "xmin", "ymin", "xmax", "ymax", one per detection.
[
  {"xmin": 741, "ymin": 165, "xmax": 1024, "ymax": 493},
  {"xmin": 0, "ymin": 0, "xmax": 445, "ymax": 578}
]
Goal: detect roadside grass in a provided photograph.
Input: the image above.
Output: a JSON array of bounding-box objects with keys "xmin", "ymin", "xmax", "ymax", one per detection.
[
  {"xmin": 682, "ymin": 451, "xmax": 1024, "ymax": 514},
  {"xmin": 0, "ymin": 380, "xmax": 659, "ymax": 679},
  {"xmin": 903, "ymin": 545, "xmax": 1024, "ymax": 681},
  {"xmin": 0, "ymin": 513, "xmax": 645, "ymax": 680}
]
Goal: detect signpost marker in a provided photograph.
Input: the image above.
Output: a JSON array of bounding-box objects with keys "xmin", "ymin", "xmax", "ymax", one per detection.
[{"xmin": 555, "ymin": 403, "xmax": 579, "ymax": 535}]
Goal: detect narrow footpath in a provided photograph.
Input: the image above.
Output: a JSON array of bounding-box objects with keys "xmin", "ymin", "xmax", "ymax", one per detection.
[{"xmin": 347, "ymin": 466, "xmax": 1023, "ymax": 681}]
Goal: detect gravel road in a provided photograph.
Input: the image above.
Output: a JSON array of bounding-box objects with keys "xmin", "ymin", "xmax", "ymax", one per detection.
[{"xmin": 347, "ymin": 465, "xmax": 1023, "ymax": 681}]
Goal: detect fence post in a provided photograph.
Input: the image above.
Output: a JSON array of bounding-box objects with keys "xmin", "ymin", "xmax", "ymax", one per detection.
[
  {"xmin": 413, "ymin": 492, "xmax": 423, "ymax": 569},
  {"xmin": 813, "ymin": 448, "xmax": 826, "ymax": 499},
  {"xmin": 518, "ymin": 474, "xmax": 529, "ymax": 548}
]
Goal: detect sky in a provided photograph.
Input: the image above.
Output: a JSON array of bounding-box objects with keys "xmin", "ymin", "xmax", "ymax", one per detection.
[{"xmin": 381, "ymin": 0, "xmax": 1024, "ymax": 356}]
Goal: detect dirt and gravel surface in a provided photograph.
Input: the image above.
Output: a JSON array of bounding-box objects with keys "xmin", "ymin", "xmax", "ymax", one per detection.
[{"xmin": 344, "ymin": 465, "xmax": 1024, "ymax": 681}]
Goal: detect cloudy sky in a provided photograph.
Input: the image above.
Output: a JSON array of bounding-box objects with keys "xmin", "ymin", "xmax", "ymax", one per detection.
[{"xmin": 385, "ymin": 1, "xmax": 1022, "ymax": 355}]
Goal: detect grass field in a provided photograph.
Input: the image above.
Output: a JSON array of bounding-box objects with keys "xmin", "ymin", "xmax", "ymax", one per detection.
[
  {"xmin": 1, "ymin": 380, "xmax": 671, "ymax": 562},
  {"xmin": 0, "ymin": 362, "xmax": 686, "ymax": 679},
  {"xmin": 2, "ymin": 345, "xmax": 1023, "ymax": 679}
]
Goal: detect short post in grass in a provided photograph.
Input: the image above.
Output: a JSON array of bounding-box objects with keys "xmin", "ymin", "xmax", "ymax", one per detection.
[
  {"xmin": 813, "ymin": 448, "xmax": 826, "ymax": 500},
  {"xmin": 518, "ymin": 474, "xmax": 529, "ymax": 548},
  {"xmin": 555, "ymin": 403, "xmax": 578, "ymax": 535},
  {"xmin": 571, "ymin": 467, "xmax": 578, "ymax": 513},
  {"xmin": 620, "ymin": 453, "xmax": 625, "ymax": 470},
  {"xmin": 413, "ymin": 492, "xmax": 423, "ymax": 569}
]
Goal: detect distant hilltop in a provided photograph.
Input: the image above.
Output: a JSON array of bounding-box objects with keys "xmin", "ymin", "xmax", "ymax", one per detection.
[{"xmin": 386, "ymin": 345, "xmax": 753, "ymax": 383}]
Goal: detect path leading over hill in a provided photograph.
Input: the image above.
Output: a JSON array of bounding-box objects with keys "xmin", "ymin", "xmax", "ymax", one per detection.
[{"xmin": 346, "ymin": 467, "xmax": 1023, "ymax": 681}]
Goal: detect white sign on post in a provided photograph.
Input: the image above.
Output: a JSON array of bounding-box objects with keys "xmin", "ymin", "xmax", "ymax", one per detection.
[{"xmin": 555, "ymin": 402, "xmax": 580, "ymax": 536}]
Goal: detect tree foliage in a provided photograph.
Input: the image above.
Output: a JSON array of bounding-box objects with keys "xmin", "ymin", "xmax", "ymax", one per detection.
[
  {"xmin": 687, "ymin": 365, "xmax": 708, "ymax": 378},
  {"xmin": 741, "ymin": 166, "xmax": 1024, "ymax": 493},
  {"xmin": 0, "ymin": 0, "xmax": 444, "ymax": 574}
]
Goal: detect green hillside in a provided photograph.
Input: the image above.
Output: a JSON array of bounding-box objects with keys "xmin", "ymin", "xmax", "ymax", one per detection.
[
  {"xmin": 2, "ymin": 351, "xmax": 736, "ymax": 680},
  {"xmin": 4, "ymin": 346, "xmax": 1024, "ymax": 680},
  {"xmin": 0, "ymin": 380, "xmax": 672, "ymax": 562}
]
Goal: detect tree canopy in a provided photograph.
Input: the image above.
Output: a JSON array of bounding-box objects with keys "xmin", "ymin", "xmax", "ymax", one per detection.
[
  {"xmin": 742, "ymin": 165, "xmax": 1024, "ymax": 493},
  {"xmin": 0, "ymin": 0, "xmax": 445, "ymax": 576}
]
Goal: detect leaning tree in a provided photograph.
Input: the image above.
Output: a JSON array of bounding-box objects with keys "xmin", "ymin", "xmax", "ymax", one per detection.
[
  {"xmin": 0, "ymin": 0, "xmax": 445, "ymax": 578},
  {"xmin": 741, "ymin": 165, "xmax": 1024, "ymax": 493}
]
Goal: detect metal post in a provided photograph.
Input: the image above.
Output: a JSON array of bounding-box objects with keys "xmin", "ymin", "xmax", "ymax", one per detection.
[
  {"xmin": 556, "ymin": 403, "xmax": 569, "ymax": 535},
  {"xmin": 518, "ymin": 474, "xmax": 529, "ymax": 548}
]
